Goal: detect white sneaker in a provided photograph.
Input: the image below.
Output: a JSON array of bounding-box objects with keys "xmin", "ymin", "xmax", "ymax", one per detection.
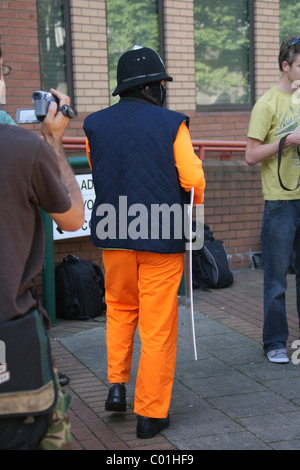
[{"xmin": 266, "ymin": 348, "xmax": 289, "ymax": 364}]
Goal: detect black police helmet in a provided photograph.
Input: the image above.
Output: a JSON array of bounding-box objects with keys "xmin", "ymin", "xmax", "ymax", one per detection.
[{"xmin": 112, "ymin": 45, "xmax": 173, "ymax": 96}]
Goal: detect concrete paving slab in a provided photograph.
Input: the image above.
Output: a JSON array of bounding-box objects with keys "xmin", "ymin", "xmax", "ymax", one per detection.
[
  {"xmin": 237, "ymin": 411, "xmax": 300, "ymax": 444},
  {"xmin": 170, "ymin": 431, "xmax": 271, "ymax": 450},
  {"xmin": 207, "ymin": 390, "xmax": 299, "ymax": 418}
]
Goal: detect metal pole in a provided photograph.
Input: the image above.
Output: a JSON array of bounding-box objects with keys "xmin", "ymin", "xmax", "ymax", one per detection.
[
  {"xmin": 68, "ymin": 156, "xmax": 89, "ymax": 169},
  {"xmin": 42, "ymin": 209, "xmax": 56, "ymax": 326},
  {"xmin": 178, "ymin": 273, "xmax": 185, "ymax": 296}
]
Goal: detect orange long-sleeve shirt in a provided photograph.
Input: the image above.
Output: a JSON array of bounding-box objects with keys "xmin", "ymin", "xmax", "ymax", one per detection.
[{"xmin": 173, "ymin": 122, "xmax": 205, "ymax": 204}]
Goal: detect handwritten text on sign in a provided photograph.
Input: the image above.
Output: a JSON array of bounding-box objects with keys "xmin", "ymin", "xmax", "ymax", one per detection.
[{"xmin": 53, "ymin": 174, "xmax": 95, "ymax": 240}]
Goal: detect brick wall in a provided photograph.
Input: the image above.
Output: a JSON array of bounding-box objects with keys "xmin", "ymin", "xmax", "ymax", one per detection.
[
  {"xmin": 164, "ymin": 0, "xmax": 196, "ymax": 112},
  {"xmin": 0, "ymin": 0, "xmax": 109, "ymax": 136},
  {"xmin": 188, "ymin": 110, "xmax": 251, "ymax": 141},
  {"xmin": 254, "ymin": 0, "xmax": 280, "ymax": 100},
  {"xmin": 202, "ymin": 160, "xmax": 264, "ymax": 271},
  {"xmin": 71, "ymin": 0, "xmax": 109, "ymax": 115},
  {"xmin": 54, "ymin": 237, "xmax": 104, "ymax": 270},
  {"xmin": 1, "ymin": 0, "xmax": 41, "ymax": 114}
]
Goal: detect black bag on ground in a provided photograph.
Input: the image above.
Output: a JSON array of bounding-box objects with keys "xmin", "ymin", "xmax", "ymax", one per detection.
[
  {"xmin": 55, "ymin": 254, "xmax": 106, "ymax": 320},
  {"xmin": 192, "ymin": 225, "xmax": 234, "ymax": 290}
]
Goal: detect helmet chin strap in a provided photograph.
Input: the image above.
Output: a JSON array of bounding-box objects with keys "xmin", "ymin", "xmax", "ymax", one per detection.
[
  {"xmin": 143, "ymin": 83, "xmax": 166, "ymax": 107},
  {"xmin": 120, "ymin": 82, "xmax": 166, "ymax": 107}
]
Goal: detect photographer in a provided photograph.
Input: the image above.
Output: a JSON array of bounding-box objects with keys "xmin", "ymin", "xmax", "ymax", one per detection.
[
  {"xmin": 246, "ymin": 36, "xmax": 300, "ymax": 364},
  {"xmin": 0, "ymin": 88, "xmax": 84, "ymax": 449}
]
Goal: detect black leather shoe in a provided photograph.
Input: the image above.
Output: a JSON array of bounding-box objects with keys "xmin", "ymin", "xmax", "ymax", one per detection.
[
  {"xmin": 105, "ymin": 384, "xmax": 127, "ymax": 412},
  {"xmin": 137, "ymin": 415, "xmax": 169, "ymax": 439}
]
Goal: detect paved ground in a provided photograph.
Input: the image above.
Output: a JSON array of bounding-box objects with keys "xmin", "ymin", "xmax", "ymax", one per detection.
[{"xmin": 49, "ymin": 268, "xmax": 300, "ymax": 451}]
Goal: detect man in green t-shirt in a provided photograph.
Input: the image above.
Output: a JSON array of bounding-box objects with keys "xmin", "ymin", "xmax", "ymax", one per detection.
[{"xmin": 246, "ymin": 36, "xmax": 300, "ymax": 364}]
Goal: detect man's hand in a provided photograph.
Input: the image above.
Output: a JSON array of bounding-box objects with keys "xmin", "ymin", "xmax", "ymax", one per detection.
[
  {"xmin": 285, "ymin": 128, "xmax": 300, "ymax": 147},
  {"xmin": 40, "ymin": 88, "xmax": 85, "ymax": 231},
  {"xmin": 245, "ymin": 130, "xmax": 300, "ymax": 166},
  {"xmin": 42, "ymin": 88, "xmax": 71, "ymax": 142}
]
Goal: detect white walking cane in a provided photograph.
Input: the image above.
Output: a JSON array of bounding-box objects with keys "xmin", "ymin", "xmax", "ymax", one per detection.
[{"xmin": 184, "ymin": 188, "xmax": 198, "ymax": 361}]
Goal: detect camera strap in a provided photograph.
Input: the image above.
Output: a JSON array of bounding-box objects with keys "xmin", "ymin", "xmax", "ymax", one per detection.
[
  {"xmin": 277, "ymin": 133, "xmax": 300, "ymax": 191},
  {"xmin": 57, "ymin": 105, "xmax": 75, "ymax": 119}
]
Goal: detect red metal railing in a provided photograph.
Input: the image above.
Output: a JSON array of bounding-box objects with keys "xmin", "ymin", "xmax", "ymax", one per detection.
[
  {"xmin": 192, "ymin": 140, "xmax": 246, "ymax": 161},
  {"xmin": 62, "ymin": 137, "xmax": 247, "ymax": 160},
  {"xmin": 62, "ymin": 136, "xmax": 86, "ymax": 150}
]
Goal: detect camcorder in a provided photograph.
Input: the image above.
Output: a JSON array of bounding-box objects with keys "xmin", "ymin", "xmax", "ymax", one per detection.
[
  {"xmin": 16, "ymin": 91, "xmax": 59, "ymax": 124},
  {"xmin": 16, "ymin": 91, "xmax": 74, "ymax": 124}
]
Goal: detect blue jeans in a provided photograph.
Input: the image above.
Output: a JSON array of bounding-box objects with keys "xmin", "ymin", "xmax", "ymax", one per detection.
[{"xmin": 261, "ymin": 200, "xmax": 300, "ymax": 352}]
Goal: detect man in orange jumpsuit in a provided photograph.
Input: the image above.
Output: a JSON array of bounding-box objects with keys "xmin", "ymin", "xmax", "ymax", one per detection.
[{"xmin": 84, "ymin": 46, "xmax": 205, "ymax": 439}]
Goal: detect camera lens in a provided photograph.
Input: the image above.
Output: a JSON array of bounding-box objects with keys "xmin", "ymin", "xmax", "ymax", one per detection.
[{"xmin": 32, "ymin": 91, "xmax": 43, "ymax": 102}]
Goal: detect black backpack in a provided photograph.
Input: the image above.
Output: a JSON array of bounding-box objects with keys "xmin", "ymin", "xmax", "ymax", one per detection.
[
  {"xmin": 55, "ymin": 254, "xmax": 106, "ymax": 320},
  {"xmin": 192, "ymin": 225, "xmax": 234, "ymax": 290}
]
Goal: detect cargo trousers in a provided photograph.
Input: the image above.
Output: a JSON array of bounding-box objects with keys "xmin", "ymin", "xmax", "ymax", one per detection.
[{"xmin": 102, "ymin": 249, "xmax": 184, "ymax": 418}]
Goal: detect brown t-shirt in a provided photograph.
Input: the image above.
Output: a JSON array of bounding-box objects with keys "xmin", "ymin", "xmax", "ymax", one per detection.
[{"xmin": 0, "ymin": 124, "xmax": 71, "ymax": 324}]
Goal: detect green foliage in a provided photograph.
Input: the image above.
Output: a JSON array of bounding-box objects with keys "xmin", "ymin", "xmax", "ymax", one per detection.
[
  {"xmin": 280, "ymin": 1, "xmax": 300, "ymax": 42},
  {"xmin": 107, "ymin": 0, "xmax": 160, "ymax": 101},
  {"xmin": 194, "ymin": 0, "xmax": 250, "ymax": 105}
]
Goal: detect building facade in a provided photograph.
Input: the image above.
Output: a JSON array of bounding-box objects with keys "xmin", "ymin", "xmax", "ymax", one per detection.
[{"xmin": 0, "ymin": 0, "xmax": 286, "ymax": 272}]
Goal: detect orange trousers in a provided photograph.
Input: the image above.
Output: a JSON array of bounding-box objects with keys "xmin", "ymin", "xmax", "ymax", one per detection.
[{"xmin": 102, "ymin": 249, "xmax": 184, "ymax": 418}]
